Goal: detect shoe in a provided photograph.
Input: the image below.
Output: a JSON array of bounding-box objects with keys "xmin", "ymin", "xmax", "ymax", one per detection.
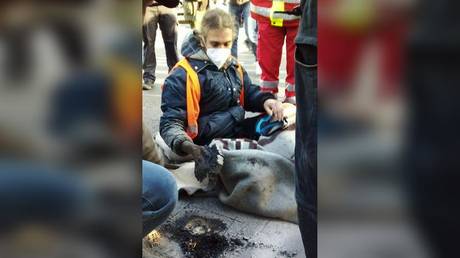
[
  {"xmin": 143, "ymin": 77, "xmax": 155, "ymax": 90},
  {"xmin": 255, "ymin": 62, "xmax": 262, "ymax": 75},
  {"xmin": 143, "ymin": 84, "xmax": 153, "ymax": 90}
]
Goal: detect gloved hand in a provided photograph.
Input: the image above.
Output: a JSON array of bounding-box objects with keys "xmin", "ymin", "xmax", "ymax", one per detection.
[
  {"xmin": 181, "ymin": 141, "xmax": 223, "ymax": 190},
  {"xmin": 194, "ymin": 145, "xmax": 223, "ymax": 187},
  {"xmin": 181, "ymin": 141, "xmax": 205, "ymax": 161}
]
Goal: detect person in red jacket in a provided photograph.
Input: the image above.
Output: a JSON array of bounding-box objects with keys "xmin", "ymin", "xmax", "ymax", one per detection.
[{"xmin": 250, "ymin": 0, "xmax": 300, "ymax": 104}]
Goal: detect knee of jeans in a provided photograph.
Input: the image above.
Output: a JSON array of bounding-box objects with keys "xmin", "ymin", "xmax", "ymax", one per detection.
[{"xmin": 142, "ymin": 161, "xmax": 178, "ymax": 212}]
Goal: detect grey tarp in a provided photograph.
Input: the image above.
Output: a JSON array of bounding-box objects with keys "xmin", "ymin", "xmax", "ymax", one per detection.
[{"xmin": 155, "ymin": 126, "xmax": 298, "ymax": 223}]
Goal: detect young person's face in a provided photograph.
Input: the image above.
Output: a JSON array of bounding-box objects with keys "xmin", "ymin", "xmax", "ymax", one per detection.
[{"xmin": 205, "ymin": 28, "xmax": 233, "ymax": 49}]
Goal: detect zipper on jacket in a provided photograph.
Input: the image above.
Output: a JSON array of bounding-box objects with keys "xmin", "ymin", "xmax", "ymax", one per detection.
[{"xmin": 224, "ymin": 70, "xmax": 238, "ymax": 105}]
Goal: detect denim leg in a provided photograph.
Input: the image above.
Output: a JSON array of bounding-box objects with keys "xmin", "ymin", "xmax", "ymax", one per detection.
[
  {"xmin": 0, "ymin": 162, "xmax": 87, "ymax": 228},
  {"xmin": 142, "ymin": 7, "xmax": 159, "ymax": 81},
  {"xmin": 158, "ymin": 12, "xmax": 179, "ymax": 71},
  {"xmin": 229, "ymin": 3, "xmax": 241, "ymax": 58},
  {"xmin": 247, "ymin": 16, "xmax": 258, "ymax": 60},
  {"xmin": 242, "ymin": 2, "xmax": 250, "ymax": 42},
  {"xmin": 142, "ymin": 160, "xmax": 178, "ymax": 237},
  {"xmin": 295, "ymin": 44, "xmax": 317, "ymax": 258}
]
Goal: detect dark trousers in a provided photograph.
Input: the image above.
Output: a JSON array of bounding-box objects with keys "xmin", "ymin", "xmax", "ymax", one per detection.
[
  {"xmin": 229, "ymin": 2, "xmax": 250, "ymax": 58},
  {"xmin": 142, "ymin": 6, "xmax": 179, "ymax": 81},
  {"xmin": 405, "ymin": 48, "xmax": 460, "ymax": 258},
  {"xmin": 295, "ymin": 44, "xmax": 317, "ymax": 258}
]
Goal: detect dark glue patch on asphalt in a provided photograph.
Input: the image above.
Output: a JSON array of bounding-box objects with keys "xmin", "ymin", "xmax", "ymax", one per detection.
[
  {"xmin": 159, "ymin": 215, "xmax": 230, "ymax": 258},
  {"xmin": 156, "ymin": 214, "xmax": 299, "ymax": 258}
]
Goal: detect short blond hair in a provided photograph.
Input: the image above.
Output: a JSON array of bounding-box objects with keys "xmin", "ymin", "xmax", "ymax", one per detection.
[{"xmin": 200, "ymin": 8, "xmax": 236, "ymax": 40}]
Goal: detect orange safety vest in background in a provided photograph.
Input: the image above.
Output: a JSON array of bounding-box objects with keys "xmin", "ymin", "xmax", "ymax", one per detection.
[{"xmin": 170, "ymin": 58, "xmax": 245, "ymax": 140}]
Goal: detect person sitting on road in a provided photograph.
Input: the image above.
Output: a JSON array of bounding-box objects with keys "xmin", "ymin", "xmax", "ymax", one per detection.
[
  {"xmin": 142, "ymin": 125, "xmax": 177, "ymax": 237},
  {"xmin": 159, "ymin": 8, "xmax": 284, "ymax": 162}
]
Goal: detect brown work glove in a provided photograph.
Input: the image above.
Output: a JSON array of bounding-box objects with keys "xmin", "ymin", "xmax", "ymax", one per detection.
[{"xmin": 181, "ymin": 141, "xmax": 223, "ymax": 190}]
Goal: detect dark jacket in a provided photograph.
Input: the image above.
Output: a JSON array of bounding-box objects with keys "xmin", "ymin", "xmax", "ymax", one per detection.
[
  {"xmin": 160, "ymin": 31, "xmax": 274, "ymax": 155},
  {"xmin": 295, "ymin": 0, "xmax": 317, "ymax": 46}
]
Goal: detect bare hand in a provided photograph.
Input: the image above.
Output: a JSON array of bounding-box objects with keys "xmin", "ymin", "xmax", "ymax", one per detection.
[{"xmin": 263, "ymin": 99, "xmax": 284, "ymax": 121}]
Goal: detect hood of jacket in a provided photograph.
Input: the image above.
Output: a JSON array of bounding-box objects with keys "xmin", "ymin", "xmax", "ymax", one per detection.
[{"xmin": 181, "ymin": 30, "xmax": 210, "ymax": 61}]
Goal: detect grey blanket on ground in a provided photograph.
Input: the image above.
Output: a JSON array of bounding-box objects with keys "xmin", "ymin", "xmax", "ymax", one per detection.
[
  {"xmin": 155, "ymin": 129, "xmax": 298, "ymax": 224},
  {"xmin": 218, "ymin": 149, "xmax": 297, "ymax": 223}
]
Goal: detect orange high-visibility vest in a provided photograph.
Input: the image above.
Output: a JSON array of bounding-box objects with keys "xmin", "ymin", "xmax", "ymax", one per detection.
[{"xmin": 170, "ymin": 58, "xmax": 245, "ymax": 140}]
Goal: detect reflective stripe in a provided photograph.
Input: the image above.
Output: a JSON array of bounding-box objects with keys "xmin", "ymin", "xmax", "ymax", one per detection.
[
  {"xmin": 261, "ymin": 80, "xmax": 279, "ymax": 88},
  {"xmin": 286, "ymin": 83, "xmax": 295, "ymax": 92},
  {"xmin": 260, "ymin": 81, "xmax": 279, "ymax": 93},
  {"xmin": 266, "ymin": 0, "xmax": 300, "ymax": 3},
  {"xmin": 260, "ymin": 87, "xmax": 279, "ymax": 93},
  {"xmin": 251, "ymin": 5, "xmax": 300, "ymax": 20},
  {"xmin": 280, "ymin": 0, "xmax": 300, "ymax": 3},
  {"xmin": 270, "ymin": 0, "xmax": 284, "ymax": 27}
]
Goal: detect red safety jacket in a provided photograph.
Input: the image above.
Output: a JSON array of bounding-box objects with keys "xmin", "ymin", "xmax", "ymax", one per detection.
[{"xmin": 250, "ymin": 0, "xmax": 301, "ymax": 27}]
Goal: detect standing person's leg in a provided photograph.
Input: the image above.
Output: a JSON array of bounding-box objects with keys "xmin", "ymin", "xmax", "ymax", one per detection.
[
  {"xmin": 295, "ymin": 44, "xmax": 317, "ymax": 258},
  {"xmin": 242, "ymin": 2, "xmax": 250, "ymax": 43},
  {"xmin": 247, "ymin": 14, "xmax": 260, "ymax": 74},
  {"xmin": 254, "ymin": 22, "xmax": 261, "ymax": 75},
  {"xmin": 229, "ymin": 3, "xmax": 242, "ymax": 58},
  {"xmin": 142, "ymin": 160, "xmax": 178, "ymax": 237},
  {"xmin": 285, "ymin": 26, "xmax": 298, "ymax": 104},
  {"xmin": 247, "ymin": 15, "xmax": 258, "ymax": 60},
  {"xmin": 142, "ymin": 7, "xmax": 160, "ymax": 88},
  {"xmin": 158, "ymin": 6, "xmax": 179, "ymax": 71},
  {"xmin": 258, "ymin": 21, "xmax": 284, "ymax": 95}
]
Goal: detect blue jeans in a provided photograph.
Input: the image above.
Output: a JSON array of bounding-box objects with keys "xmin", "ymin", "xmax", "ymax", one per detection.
[
  {"xmin": 295, "ymin": 44, "xmax": 317, "ymax": 258},
  {"xmin": 0, "ymin": 162, "xmax": 87, "ymax": 229},
  {"xmin": 142, "ymin": 160, "xmax": 178, "ymax": 237},
  {"xmin": 229, "ymin": 2, "xmax": 250, "ymax": 58}
]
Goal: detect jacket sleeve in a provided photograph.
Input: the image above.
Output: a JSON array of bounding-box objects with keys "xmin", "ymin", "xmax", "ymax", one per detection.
[
  {"xmin": 240, "ymin": 68, "xmax": 276, "ymax": 113},
  {"xmin": 159, "ymin": 67, "xmax": 193, "ymax": 156}
]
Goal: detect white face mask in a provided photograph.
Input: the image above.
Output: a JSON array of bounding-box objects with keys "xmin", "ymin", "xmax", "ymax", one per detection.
[{"xmin": 206, "ymin": 48, "xmax": 231, "ymax": 69}]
